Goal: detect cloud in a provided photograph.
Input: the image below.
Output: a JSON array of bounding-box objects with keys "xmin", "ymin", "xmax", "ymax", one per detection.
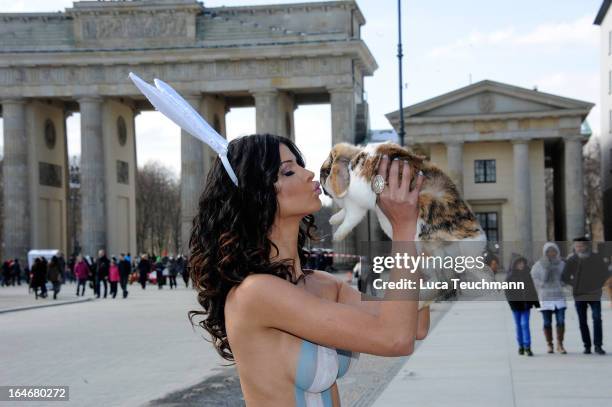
[{"xmin": 428, "ymin": 16, "xmax": 597, "ymax": 58}]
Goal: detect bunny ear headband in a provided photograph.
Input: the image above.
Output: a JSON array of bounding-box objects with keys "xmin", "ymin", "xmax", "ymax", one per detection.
[{"xmin": 128, "ymin": 72, "xmax": 239, "ymax": 187}]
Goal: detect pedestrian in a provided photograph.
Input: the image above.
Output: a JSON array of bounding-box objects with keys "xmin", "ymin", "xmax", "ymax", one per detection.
[
  {"xmin": 30, "ymin": 257, "xmax": 48, "ymax": 299},
  {"xmin": 168, "ymin": 256, "xmax": 178, "ymax": 289},
  {"xmin": 137, "ymin": 254, "xmax": 150, "ymax": 289},
  {"xmin": 47, "ymin": 256, "xmax": 63, "ymax": 300},
  {"xmin": 11, "ymin": 258, "xmax": 21, "ymax": 286},
  {"xmin": 94, "ymin": 249, "xmax": 110, "ymax": 299},
  {"xmin": 118, "ymin": 253, "xmax": 130, "ymax": 298},
  {"xmin": 57, "ymin": 252, "xmax": 67, "ymax": 287},
  {"xmin": 109, "ymin": 257, "xmax": 120, "ymax": 299},
  {"xmin": 74, "ymin": 255, "xmax": 89, "ymax": 296},
  {"xmin": 505, "ymin": 255, "xmax": 540, "ymax": 356},
  {"xmin": 530, "ymin": 242, "xmax": 567, "ymax": 354},
  {"xmin": 177, "ymin": 255, "xmax": 188, "ymax": 288},
  {"xmin": 562, "ymin": 237, "xmax": 610, "ymax": 355},
  {"xmin": 2, "ymin": 260, "xmax": 11, "ymax": 286},
  {"xmin": 155, "ymin": 256, "xmax": 164, "ymax": 289}
]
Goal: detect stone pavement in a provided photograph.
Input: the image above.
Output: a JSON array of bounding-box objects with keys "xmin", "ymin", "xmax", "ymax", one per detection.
[
  {"xmin": 373, "ymin": 299, "xmax": 612, "ymax": 407},
  {"xmin": 0, "ymin": 283, "xmax": 92, "ymax": 314},
  {"xmin": 0, "ymin": 283, "xmax": 233, "ymax": 407},
  {"xmin": 2, "ymin": 281, "xmax": 610, "ymax": 407}
]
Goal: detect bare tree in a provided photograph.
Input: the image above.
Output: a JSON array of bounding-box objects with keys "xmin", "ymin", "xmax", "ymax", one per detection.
[
  {"xmin": 584, "ymin": 136, "xmax": 604, "ymax": 241},
  {"xmin": 136, "ymin": 162, "xmax": 181, "ymax": 255}
]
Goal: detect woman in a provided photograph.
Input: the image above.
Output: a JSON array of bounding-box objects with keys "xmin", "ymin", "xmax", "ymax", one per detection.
[
  {"xmin": 109, "ymin": 257, "xmax": 120, "ymax": 299},
  {"xmin": 188, "ymin": 134, "xmax": 430, "ymax": 406},
  {"xmin": 505, "ymin": 255, "xmax": 540, "ymax": 356},
  {"xmin": 75, "ymin": 255, "xmax": 90, "ymax": 296},
  {"xmin": 530, "ymin": 242, "xmax": 567, "ymax": 354}
]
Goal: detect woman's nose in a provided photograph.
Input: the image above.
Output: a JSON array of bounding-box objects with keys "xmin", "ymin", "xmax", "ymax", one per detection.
[{"xmin": 306, "ymin": 169, "xmax": 315, "ymax": 180}]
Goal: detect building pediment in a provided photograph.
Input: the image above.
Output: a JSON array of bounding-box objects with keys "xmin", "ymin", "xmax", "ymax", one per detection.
[{"xmin": 386, "ymin": 80, "xmax": 593, "ymax": 123}]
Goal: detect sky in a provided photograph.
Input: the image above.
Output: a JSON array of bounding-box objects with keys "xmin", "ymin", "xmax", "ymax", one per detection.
[{"xmin": 0, "ymin": 0, "xmax": 604, "ymax": 190}]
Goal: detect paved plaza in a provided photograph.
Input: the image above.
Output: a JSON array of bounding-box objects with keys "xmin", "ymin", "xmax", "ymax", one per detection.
[{"xmin": 1, "ymin": 281, "xmax": 611, "ymax": 406}]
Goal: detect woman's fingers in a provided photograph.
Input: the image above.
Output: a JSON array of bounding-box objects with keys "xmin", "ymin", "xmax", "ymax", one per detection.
[
  {"xmin": 400, "ymin": 160, "xmax": 411, "ymax": 193},
  {"xmin": 411, "ymin": 171, "xmax": 425, "ymax": 196},
  {"xmin": 388, "ymin": 159, "xmax": 400, "ymax": 190},
  {"xmin": 377, "ymin": 155, "xmax": 389, "ymax": 177}
]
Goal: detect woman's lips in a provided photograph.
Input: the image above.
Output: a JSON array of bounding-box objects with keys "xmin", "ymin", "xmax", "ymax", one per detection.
[{"xmin": 313, "ymin": 181, "xmax": 322, "ymax": 195}]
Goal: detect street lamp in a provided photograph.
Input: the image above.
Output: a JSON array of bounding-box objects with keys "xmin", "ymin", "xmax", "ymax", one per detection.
[{"xmin": 397, "ymin": 0, "xmax": 405, "ymax": 146}]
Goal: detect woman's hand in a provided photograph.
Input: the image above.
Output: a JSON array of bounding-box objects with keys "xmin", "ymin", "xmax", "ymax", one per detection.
[{"xmin": 376, "ymin": 155, "xmax": 424, "ymax": 239}]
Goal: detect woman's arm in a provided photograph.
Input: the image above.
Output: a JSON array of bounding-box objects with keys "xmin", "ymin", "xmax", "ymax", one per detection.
[
  {"xmin": 236, "ymin": 157, "xmax": 425, "ymax": 356},
  {"xmin": 336, "ymin": 279, "xmax": 430, "ymax": 340}
]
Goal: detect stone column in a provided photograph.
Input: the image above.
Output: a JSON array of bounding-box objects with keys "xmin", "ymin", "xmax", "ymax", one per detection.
[
  {"xmin": 277, "ymin": 92, "xmax": 296, "ymax": 141},
  {"xmin": 512, "ymin": 140, "xmax": 532, "ymax": 246},
  {"xmin": 200, "ymin": 95, "xmax": 226, "ymax": 181},
  {"xmin": 79, "ymin": 96, "xmax": 106, "ymax": 256},
  {"xmin": 180, "ymin": 94, "xmax": 204, "ymax": 255},
  {"xmin": 1, "ymin": 99, "xmax": 30, "ymax": 260},
  {"xmin": 330, "ymin": 87, "xmax": 356, "ymax": 145},
  {"xmin": 446, "ymin": 141, "xmax": 464, "ymax": 195},
  {"xmin": 252, "ymin": 89, "xmax": 280, "ymax": 135},
  {"xmin": 564, "ymin": 136, "xmax": 585, "ymax": 240}
]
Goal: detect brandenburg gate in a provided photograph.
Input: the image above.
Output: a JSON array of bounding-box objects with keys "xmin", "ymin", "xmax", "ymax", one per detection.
[{"xmin": 0, "ymin": 0, "xmax": 377, "ymax": 259}]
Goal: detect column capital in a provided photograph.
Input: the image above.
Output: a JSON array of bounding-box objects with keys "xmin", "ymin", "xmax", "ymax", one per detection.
[
  {"xmin": 445, "ymin": 140, "xmax": 464, "ymax": 146},
  {"xmin": 562, "ymin": 135, "xmax": 584, "ymax": 143},
  {"xmin": 327, "ymin": 86, "xmax": 354, "ymax": 94},
  {"xmin": 76, "ymin": 95, "xmax": 103, "ymax": 104},
  {"xmin": 1, "ymin": 98, "xmax": 26, "ymax": 105},
  {"xmin": 511, "ymin": 138, "xmax": 532, "ymax": 145},
  {"xmin": 250, "ymin": 88, "xmax": 278, "ymax": 97}
]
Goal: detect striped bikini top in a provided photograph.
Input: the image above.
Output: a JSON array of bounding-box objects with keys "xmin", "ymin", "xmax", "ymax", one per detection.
[{"xmin": 294, "ymin": 339, "xmax": 359, "ymax": 407}]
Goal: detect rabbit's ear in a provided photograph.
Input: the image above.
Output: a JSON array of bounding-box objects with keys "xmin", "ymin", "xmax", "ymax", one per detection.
[{"xmin": 330, "ymin": 158, "xmax": 350, "ymax": 198}]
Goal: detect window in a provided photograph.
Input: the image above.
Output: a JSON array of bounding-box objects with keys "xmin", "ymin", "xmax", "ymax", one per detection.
[
  {"xmin": 475, "ymin": 212, "xmax": 499, "ymax": 242},
  {"xmin": 609, "ymin": 31, "xmax": 612, "ymax": 55},
  {"xmin": 609, "ymin": 110, "xmax": 612, "ymax": 133},
  {"xmin": 474, "ymin": 159, "xmax": 496, "ymax": 183}
]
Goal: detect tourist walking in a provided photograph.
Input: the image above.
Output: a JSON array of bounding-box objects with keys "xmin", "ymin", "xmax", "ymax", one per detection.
[
  {"xmin": 563, "ymin": 237, "xmax": 610, "ymax": 355},
  {"xmin": 505, "ymin": 255, "xmax": 540, "ymax": 356},
  {"xmin": 75, "ymin": 255, "xmax": 89, "ymax": 296},
  {"xmin": 47, "ymin": 256, "xmax": 63, "ymax": 300},
  {"xmin": 530, "ymin": 242, "xmax": 567, "ymax": 354}
]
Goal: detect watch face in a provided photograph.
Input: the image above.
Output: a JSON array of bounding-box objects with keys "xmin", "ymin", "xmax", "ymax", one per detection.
[
  {"xmin": 44, "ymin": 119, "xmax": 56, "ymax": 149},
  {"xmin": 117, "ymin": 116, "xmax": 127, "ymax": 146}
]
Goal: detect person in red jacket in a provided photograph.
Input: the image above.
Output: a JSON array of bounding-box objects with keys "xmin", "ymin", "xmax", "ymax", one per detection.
[
  {"xmin": 109, "ymin": 257, "xmax": 121, "ymax": 299},
  {"xmin": 75, "ymin": 255, "xmax": 90, "ymax": 297}
]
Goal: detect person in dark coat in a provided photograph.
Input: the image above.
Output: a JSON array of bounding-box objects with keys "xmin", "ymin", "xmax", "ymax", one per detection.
[
  {"xmin": 94, "ymin": 249, "xmax": 110, "ymax": 299},
  {"xmin": 177, "ymin": 256, "xmax": 188, "ymax": 288},
  {"xmin": 168, "ymin": 257, "xmax": 178, "ymax": 289},
  {"xmin": 11, "ymin": 259, "xmax": 22, "ymax": 286},
  {"xmin": 2, "ymin": 260, "xmax": 11, "ymax": 286},
  {"xmin": 118, "ymin": 253, "xmax": 131, "ymax": 298},
  {"xmin": 47, "ymin": 256, "xmax": 63, "ymax": 300},
  {"xmin": 137, "ymin": 254, "xmax": 150, "ymax": 289},
  {"xmin": 155, "ymin": 257, "xmax": 164, "ymax": 289},
  {"xmin": 505, "ymin": 255, "xmax": 540, "ymax": 356},
  {"xmin": 562, "ymin": 237, "xmax": 611, "ymax": 355},
  {"xmin": 30, "ymin": 257, "xmax": 48, "ymax": 299}
]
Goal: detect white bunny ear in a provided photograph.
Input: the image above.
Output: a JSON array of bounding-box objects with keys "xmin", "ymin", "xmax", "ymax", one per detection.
[{"xmin": 128, "ymin": 72, "xmax": 238, "ymax": 186}]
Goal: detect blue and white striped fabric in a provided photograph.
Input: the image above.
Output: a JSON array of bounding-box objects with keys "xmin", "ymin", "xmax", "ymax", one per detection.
[{"xmin": 294, "ymin": 339, "xmax": 359, "ymax": 407}]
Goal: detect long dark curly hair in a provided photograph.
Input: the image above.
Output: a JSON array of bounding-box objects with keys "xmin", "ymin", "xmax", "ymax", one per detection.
[{"xmin": 187, "ymin": 134, "xmax": 320, "ymax": 361}]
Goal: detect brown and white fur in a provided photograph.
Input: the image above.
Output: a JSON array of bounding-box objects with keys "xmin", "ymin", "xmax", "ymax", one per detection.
[{"xmin": 319, "ymin": 142, "xmax": 487, "ymax": 251}]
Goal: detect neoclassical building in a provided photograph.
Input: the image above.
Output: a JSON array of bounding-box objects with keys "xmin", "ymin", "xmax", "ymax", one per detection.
[
  {"xmin": 386, "ymin": 80, "xmax": 593, "ymax": 258},
  {"xmin": 595, "ymin": 0, "xmax": 612, "ymax": 241},
  {"xmin": 0, "ymin": 0, "xmax": 377, "ymax": 260}
]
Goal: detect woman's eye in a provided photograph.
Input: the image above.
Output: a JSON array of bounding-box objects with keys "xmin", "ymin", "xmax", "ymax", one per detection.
[{"xmin": 284, "ymin": 171, "xmax": 295, "ymax": 176}]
